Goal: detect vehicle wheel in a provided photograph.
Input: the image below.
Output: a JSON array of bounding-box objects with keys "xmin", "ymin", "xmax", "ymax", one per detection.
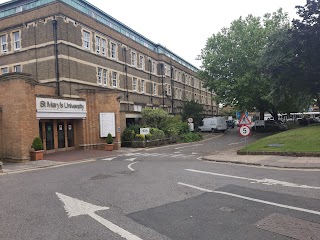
[{"xmin": 211, "ymin": 128, "xmax": 215, "ymax": 133}]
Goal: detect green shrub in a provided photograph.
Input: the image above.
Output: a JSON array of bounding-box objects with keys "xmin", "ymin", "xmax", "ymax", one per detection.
[
  {"xmin": 32, "ymin": 137, "xmax": 44, "ymax": 151},
  {"xmin": 121, "ymin": 128, "xmax": 135, "ymax": 147},
  {"xmin": 141, "ymin": 108, "xmax": 169, "ymax": 129},
  {"xmin": 181, "ymin": 132, "xmax": 203, "ymax": 142},
  {"xmin": 150, "ymin": 128, "xmax": 165, "ymax": 140},
  {"xmin": 106, "ymin": 133, "xmax": 113, "ymax": 144},
  {"xmin": 163, "ymin": 115, "xmax": 190, "ymax": 138},
  {"xmin": 145, "ymin": 134, "xmax": 153, "ymax": 141},
  {"xmin": 127, "ymin": 124, "xmax": 142, "ymax": 134},
  {"xmin": 135, "ymin": 134, "xmax": 145, "ymax": 141}
]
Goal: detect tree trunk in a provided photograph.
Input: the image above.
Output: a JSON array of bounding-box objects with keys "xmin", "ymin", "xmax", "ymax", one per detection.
[{"xmin": 259, "ymin": 111, "xmax": 264, "ymax": 120}]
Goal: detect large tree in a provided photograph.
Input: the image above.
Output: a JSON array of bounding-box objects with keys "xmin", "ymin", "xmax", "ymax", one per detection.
[{"xmin": 199, "ymin": 9, "xmax": 291, "ymax": 119}]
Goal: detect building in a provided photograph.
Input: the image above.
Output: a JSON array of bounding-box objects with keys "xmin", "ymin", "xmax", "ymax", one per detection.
[{"xmin": 0, "ymin": 0, "xmax": 216, "ymax": 161}]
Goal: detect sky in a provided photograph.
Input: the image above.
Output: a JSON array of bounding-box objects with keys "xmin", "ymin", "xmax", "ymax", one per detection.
[{"xmin": 1, "ymin": 0, "xmax": 307, "ymax": 68}]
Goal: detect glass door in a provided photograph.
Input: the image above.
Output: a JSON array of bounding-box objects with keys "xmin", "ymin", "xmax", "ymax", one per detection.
[
  {"xmin": 45, "ymin": 121, "xmax": 54, "ymax": 150},
  {"xmin": 57, "ymin": 121, "xmax": 65, "ymax": 148}
]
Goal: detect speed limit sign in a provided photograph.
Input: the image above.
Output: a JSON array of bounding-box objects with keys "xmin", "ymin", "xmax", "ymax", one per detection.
[{"xmin": 239, "ymin": 125, "xmax": 251, "ymax": 137}]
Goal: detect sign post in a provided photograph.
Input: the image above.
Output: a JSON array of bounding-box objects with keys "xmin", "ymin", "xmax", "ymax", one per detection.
[{"xmin": 239, "ymin": 114, "xmax": 252, "ymax": 150}]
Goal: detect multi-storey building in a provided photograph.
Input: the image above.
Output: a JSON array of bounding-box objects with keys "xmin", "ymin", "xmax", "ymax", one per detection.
[{"xmin": 0, "ymin": 0, "xmax": 216, "ymax": 161}]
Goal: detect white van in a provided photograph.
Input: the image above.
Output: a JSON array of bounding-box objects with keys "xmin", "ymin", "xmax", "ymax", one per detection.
[{"xmin": 198, "ymin": 117, "xmax": 227, "ymax": 132}]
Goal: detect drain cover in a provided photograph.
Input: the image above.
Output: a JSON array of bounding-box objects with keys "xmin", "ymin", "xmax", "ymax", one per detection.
[{"xmin": 255, "ymin": 213, "xmax": 320, "ymax": 240}]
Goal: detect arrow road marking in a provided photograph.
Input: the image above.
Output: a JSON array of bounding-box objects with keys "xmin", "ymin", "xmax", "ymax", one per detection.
[
  {"xmin": 185, "ymin": 169, "xmax": 320, "ymax": 190},
  {"xmin": 125, "ymin": 158, "xmax": 137, "ymax": 162},
  {"xmin": 177, "ymin": 183, "xmax": 320, "ymax": 216},
  {"xmin": 101, "ymin": 157, "xmax": 116, "ymax": 161},
  {"xmin": 128, "ymin": 162, "xmax": 139, "ymax": 172},
  {"xmin": 56, "ymin": 193, "xmax": 142, "ymax": 240}
]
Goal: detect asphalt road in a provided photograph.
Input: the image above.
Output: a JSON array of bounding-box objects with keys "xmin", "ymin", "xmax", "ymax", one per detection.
[{"xmin": 0, "ymin": 128, "xmax": 319, "ymax": 240}]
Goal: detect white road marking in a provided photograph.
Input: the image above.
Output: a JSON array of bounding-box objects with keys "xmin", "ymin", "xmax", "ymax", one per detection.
[
  {"xmin": 185, "ymin": 169, "xmax": 320, "ymax": 190},
  {"xmin": 228, "ymin": 141, "xmax": 245, "ymax": 146},
  {"xmin": 128, "ymin": 162, "xmax": 139, "ymax": 172},
  {"xmin": 56, "ymin": 193, "xmax": 142, "ymax": 240},
  {"xmin": 177, "ymin": 182, "xmax": 320, "ymax": 216},
  {"xmin": 175, "ymin": 143, "xmax": 203, "ymax": 150},
  {"xmin": 124, "ymin": 153, "xmax": 135, "ymax": 156},
  {"xmin": 101, "ymin": 157, "xmax": 116, "ymax": 161},
  {"xmin": 125, "ymin": 158, "xmax": 137, "ymax": 162},
  {"xmin": 174, "ymin": 151, "xmax": 181, "ymax": 154},
  {"xmin": 191, "ymin": 152, "xmax": 198, "ymax": 155}
]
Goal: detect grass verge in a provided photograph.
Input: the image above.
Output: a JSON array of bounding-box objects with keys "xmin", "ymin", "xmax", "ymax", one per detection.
[{"xmin": 241, "ymin": 124, "xmax": 320, "ymax": 153}]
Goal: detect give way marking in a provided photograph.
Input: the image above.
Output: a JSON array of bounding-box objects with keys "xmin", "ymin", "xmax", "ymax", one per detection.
[
  {"xmin": 56, "ymin": 193, "xmax": 142, "ymax": 240},
  {"xmin": 185, "ymin": 169, "xmax": 320, "ymax": 190}
]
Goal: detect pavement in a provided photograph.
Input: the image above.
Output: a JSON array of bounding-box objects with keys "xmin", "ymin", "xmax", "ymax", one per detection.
[{"xmin": 1, "ymin": 147, "xmax": 320, "ymax": 174}]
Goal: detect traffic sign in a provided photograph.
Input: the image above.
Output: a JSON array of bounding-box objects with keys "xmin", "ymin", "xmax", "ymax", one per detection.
[
  {"xmin": 239, "ymin": 125, "xmax": 251, "ymax": 137},
  {"xmin": 239, "ymin": 114, "xmax": 251, "ymax": 125}
]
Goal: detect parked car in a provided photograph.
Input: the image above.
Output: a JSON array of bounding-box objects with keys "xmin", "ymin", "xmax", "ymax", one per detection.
[{"xmin": 226, "ymin": 120, "xmax": 235, "ymax": 129}]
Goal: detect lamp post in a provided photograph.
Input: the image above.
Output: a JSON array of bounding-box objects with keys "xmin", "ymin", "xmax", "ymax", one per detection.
[{"xmin": 161, "ymin": 63, "xmax": 164, "ymax": 109}]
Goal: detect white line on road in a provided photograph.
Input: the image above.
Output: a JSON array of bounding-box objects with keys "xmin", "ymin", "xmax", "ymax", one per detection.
[
  {"xmin": 228, "ymin": 141, "xmax": 245, "ymax": 146},
  {"xmin": 125, "ymin": 158, "xmax": 137, "ymax": 162},
  {"xmin": 177, "ymin": 182, "xmax": 320, "ymax": 216},
  {"xmin": 101, "ymin": 157, "xmax": 116, "ymax": 161},
  {"xmin": 185, "ymin": 169, "xmax": 320, "ymax": 190},
  {"xmin": 128, "ymin": 162, "xmax": 139, "ymax": 172},
  {"xmin": 175, "ymin": 143, "xmax": 203, "ymax": 150}
]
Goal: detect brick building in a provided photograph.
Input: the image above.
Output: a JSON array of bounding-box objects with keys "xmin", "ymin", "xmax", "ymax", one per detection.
[{"xmin": 0, "ymin": 0, "xmax": 216, "ymax": 161}]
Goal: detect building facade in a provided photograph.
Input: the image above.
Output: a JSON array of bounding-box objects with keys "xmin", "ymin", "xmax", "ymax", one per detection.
[{"xmin": 0, "ymin": 0, "xmax": 216, "ymax": 161}]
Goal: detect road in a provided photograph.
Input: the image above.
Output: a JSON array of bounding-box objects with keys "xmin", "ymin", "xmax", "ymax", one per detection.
[{"xmin": 0, "ymin": 128, "xmax": 319, "ymax": 240}]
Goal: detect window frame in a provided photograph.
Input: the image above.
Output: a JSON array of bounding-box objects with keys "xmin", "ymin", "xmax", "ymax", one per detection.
[
  {"xmin": 112, "ymin": 71, "xmax": 117, "ymax": 87},
  {"xmin": 110, "ymin": 42, "xmax": 117, "ymax": 59},
  {"xmin": 1, "ymin": 67, "xmax": 8, "ymax": 74},
  {"xmin": 139, "ymin": 55, "xmax": 144, "ymax": 69},
  {"xmin": 101, "ymin": 38, "xmax": 106, "ymax": 56},
  {"xmin": 131, "ymin": 51, "xmax": 137, "ymax": 67},
  {"xmin": 153, "ymin": 83, "xmax": 157, "ymax": 95},
  {"xmin": 140, "ymin": 79, "xmax": 145, "ymax": 93},
  {"xmin": 13, "ymin": 31, "xmax": 21, "ymax": 51},
  {"xmin": 83, "ymin": 30, "xmax": 90, "ymax": 50},
  {"xmin": 132, "ymin": 77, "xmax": 137, "ymax": 92},
  {"xmin": 103, "ymin": 69, "xmax": 108, "ymax": 86},
  {"xmin": 0, "ymin": 35, "xmax": 7, "ymax": 54},
  {"xmin": 97, "ymin": 67, "xmax": 102, "ymax": 85},
  {"xmin": 14, "ymin": 65, "xmax": 21, "ymax": 73},
  {"xmin": 95, "ymin": 36, "xmax": 100, "ymax": 54}
]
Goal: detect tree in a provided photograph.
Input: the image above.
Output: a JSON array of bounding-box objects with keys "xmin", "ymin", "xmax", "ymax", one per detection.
[
  {"xmin": 199, "ymin": 9, "xmax": 291, "ymax": 120},
  {"xmin": 141, "ymin": 108, "xmax": 169, "ymax": 129},
  {"xmin": 292, "ymin": 0, "xmax": 320, "ymax": 109},
  {"xmin": 181, "ymin": 100, "xmax": 204, "ymax": 128}
]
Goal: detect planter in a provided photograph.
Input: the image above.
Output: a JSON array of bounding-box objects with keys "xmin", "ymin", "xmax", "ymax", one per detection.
[
  {"xmin": 30, "ymin": 150, "xmax": 44, "ymax": 161},
  {"xmin": 105, "ymin": 144, "xmax": 114, "ymax": 151}
]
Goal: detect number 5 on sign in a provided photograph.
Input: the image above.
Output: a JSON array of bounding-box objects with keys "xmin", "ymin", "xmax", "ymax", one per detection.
[{"xmin": 239, "ymin": 125, "xmax": 251, "ymax": 137}]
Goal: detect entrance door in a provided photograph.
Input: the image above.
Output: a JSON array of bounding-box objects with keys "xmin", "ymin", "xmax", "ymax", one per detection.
[
  {"xmin": 57, "ymin": 121, "xmax": 65, "ymax": 148},
  {"xmin": 67, "ymin": 122, "xmax": 74, "ymax": 147},
  {"xmin": 45, "ymin": 121, "xmax": 54, "ymax": 150}
]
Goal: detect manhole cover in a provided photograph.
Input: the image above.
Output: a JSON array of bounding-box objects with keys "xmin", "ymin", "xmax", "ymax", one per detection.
[
  {"xmin": 255, "ymin": 213, "xmax": 320, "ymax": 240},
  {"xmin": 90, "ymin": 174, "xmax": 113, "ymax": 180}
]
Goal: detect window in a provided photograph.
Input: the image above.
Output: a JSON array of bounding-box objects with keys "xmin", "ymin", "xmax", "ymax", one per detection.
[
  {"xmin": 140, "ymin": 79, "xmax": 145, "ymax": 93},
  {"xmin": 132, "ymin": 77, "xmax": 137, "ymax": 91},
  {"xmin": 153, "ymin": 83, "xmax": 157, "ymax": 95},
  {"xmin": 174, "ymin": 69, "xmax": 177, "ymax": 80},
  {"xmin": 13, "ymin": 31, "xmax": 20, "ymax": 50},
  {"xmin": 179, "ymin": 89, "xmax": 182, "ymax": 99},
  {"xmin": 103, "ymin": 69, "xmax": 107, "ymax": 86},
  {"xmin": 14, "ymin": 65, "xmax": 21, "ymax": 72},
  {"xmin": 166, "ymin": 65, "xmax": 171, "ymax": 76},
  {"xmin": 139, "ymin": 55, "xmax": 144, "ymax": 69},
  {"xmin": 178, "ymin": 72, "xmax": 181, "ymax": 82},
  {"xmin": 83, "ymin": 31, "xmax": 90, "ymax": 50},
  {"xmin": 97, "ymin": 67, "xmax": 102, "ymax": 84},
  {"xmin": 1, "ymin": 35, "xmax": 7, "ymax": 54},
  {"xmin": 95, "ymin": 36, "xmax": 100, "ymax": 54},
  {"xmin": 167, "ymin": 84, "xmax": 171, "ymax": 95},
  {"xmin": 101, "ymin": 39, "xmax": 106, "ymax": 56},
  {"xmin": 131, "ymin": 51, "xmax": 136, "ymax": 66},
  {"xmin": 110, "ymin": 42, "xmax": 117, "ymax": 59},
  {"xmin": 1, "ymin": 67, "xmax": 8, "ymax": 74},
  {"xmin": 152, "ymin": 61, "xmax": 156, "ymax": 74},
  {"xmin": 112, "ymin": 72, "xmax": 117, "ymax": 87}
]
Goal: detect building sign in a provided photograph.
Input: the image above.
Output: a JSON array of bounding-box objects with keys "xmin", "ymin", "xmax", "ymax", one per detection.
[
  {"xmin": 140, "ymin": 128, "xmax": 150, "ymax": 135},
  {"xmin": 36, "ymin": 97, "xmax": 86, "ymax": 119},
  {"xmin": 100, "ymin": 113, "xmax": 116, "ymax": 137}
]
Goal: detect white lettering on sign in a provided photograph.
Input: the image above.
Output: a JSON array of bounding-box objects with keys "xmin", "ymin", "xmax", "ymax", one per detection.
[
  {"xmin": 140, "ymin": 128, "xmax": 150, "ymax": 135},
  {"xmin": 36, "ymin": 97, "xmax": 86, "ymax": 112}
]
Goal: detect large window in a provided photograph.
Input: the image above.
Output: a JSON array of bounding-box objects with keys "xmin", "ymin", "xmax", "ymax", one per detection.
[
  {"xmin": 0, "ymin": 35, "xmax": 7, "ymax": 54},
  {"xmin": 132, "ymin": 77, "xmax": 137, "ymax": 92},
  {"xmin": 13, "ymin": 31, "xmax": 20, "ymax": 50},
  {"xmin": 83, "ymin": 31, "xmax": 90, "ymax": 50},
  {"xmin": 131, "ymin": 51, "xmax": 136, "ymax": 66},
  {"xmin": 140, "ymin": 80, "xmax": 145, "ymax": 93},
  {"xmin": 139, "ymin": 55, "xmax": 144, "ymax": 69},
  {"xmin": 101, "ymin": 39, "xmax": 106, "ymax": 56},
  {"xmin": 95, "ymin": 36, "xmax": 100, "ymax": 54},
  {"xmin": 152, "ymin": 61, "xmax": 156, "ymax": 74},
  {"xmin": 103, "ymin": 69, "xmax": 108, "ymax": 86},
  {"xmin": 112, "ymin": 72, "xmax": 117, "ymax": 87},
  {"xmin": 14, "ymin": 65, "xmax": 21, "ymax": 72},
  {"xmin": 110, "ymin": 42, "xmax": 117, "ymax": 59},
  {"xmin": 97, "ymin": 67, "xmax": 102, "ymax": 84},
  {"xmin": 153, "ymin": 83, "xmax": 157, "ymax": 95},
  {"xmin": 1, "ymin": 67, "xmax": 8, "ymax": 74}
]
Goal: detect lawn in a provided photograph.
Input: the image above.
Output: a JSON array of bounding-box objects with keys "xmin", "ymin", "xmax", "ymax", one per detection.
[{"xmin": 242, "ymin": 124, "xmax": 320, "ymax": 153}]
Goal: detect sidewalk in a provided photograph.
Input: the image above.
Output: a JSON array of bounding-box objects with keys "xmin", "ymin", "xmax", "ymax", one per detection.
[
  {"xmin": 202, "ymin": 148, "xmax": 320, "ymax": 169},
  {"xmin": 0, "ymin": 148, "xmax": 141, "ymax": 174}
]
